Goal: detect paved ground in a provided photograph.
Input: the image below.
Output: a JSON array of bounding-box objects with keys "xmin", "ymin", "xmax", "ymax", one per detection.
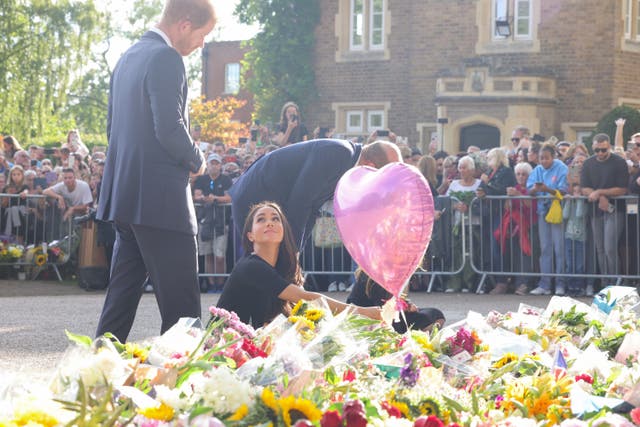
[{"xmin": 0, "ymin": 279, "xmax": 590, "ymax": 384}]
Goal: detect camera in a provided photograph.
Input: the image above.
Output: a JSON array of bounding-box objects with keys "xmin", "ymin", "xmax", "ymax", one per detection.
[{"xmin": 290, "ymin": 114, "xmax": 298, "ymax": 122}]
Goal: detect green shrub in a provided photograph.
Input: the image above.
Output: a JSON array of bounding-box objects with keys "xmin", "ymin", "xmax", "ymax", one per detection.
[{"xmin": 595, "ymin": 105, "xmax": 640, "ymax": 144}]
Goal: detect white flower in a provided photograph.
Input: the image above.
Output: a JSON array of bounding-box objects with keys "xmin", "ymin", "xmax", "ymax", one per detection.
[
  {"xmin": 186, "ymin": 367, "xmax": 255, "ymax": 415},
  {"xmin": 78, "ymin": 348, "xmax": 130, "ymax": 387},
  {"xmin": 155, "ymin": 384, "xmax": 189, "ymax": 411}
]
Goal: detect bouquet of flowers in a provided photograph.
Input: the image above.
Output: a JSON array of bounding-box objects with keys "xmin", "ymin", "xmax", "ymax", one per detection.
[{"xmin": 0, "ymin": 241, "xmax": 23, "ymax": 263}]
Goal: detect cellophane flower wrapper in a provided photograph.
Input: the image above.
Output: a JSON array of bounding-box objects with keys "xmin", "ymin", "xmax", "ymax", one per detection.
[
  {"xmin": 592, "ymin": 286, "xmax": 640, "ymax": 316},
  {"xmin": 146, "ymin": 318, "xmax": 203, "ymax": 368},
  {"xmin": 49, "ymin": 336, "xmax": 133, "ymax": 401}
]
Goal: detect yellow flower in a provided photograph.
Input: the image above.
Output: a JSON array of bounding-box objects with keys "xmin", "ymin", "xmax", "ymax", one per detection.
[
  {"xmin": 124, "ymin": 343, "xmax": 149, "ymax": 362},
  {"xmin": 492, "ymin": 352, "xmax": 519, "ymax": 369},
  {"xmin": 228, "ymin": 404, "xmax": 249, "ymax": 421},
  {"xmin": 277, "ymin": 396, "xmax": 322, "ymax": 427},
  {"xmin": 11, "ymin": 409, "xmax": 58, "ymax": 427},
  {"xmin": 290, "ymin": 300, "xmax": 305, "ymax": 317},
  {"xmin": 411, "ymin": 332, "xmax": 434, "ymax": 352},
  {"xmin": 304, "ymin": 308, "xmax": 324, "ymax": 322},
  {"xmin": 262, "ymin": 387, "xmax": 279, "ymax": 413},
  {"xmin": 138, "ymin": 403, "xmax": 175, "ymax": 421},
  {"xmin": 34, "ymin": 254, "xmax": 47, "ymax": 267},
  {"xmin": 289, "ymin": 316, "xmax": 315, "ymax": 331}
]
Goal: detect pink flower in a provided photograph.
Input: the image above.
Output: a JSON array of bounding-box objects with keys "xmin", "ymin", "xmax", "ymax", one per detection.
[
  {"xmin": 574, "ymin": 373, "xmax": 593, "ymax": 384},
  {"xmin": 630, "ymin": 407, "xmax": 640, "ymax": 425},
  {"xmin": 342, "ymin": 369, "xmax": 356, "ymax": 382},
  {"xmin": 381, "ymin": 401, "xmax": 402, "ymax": 418}
]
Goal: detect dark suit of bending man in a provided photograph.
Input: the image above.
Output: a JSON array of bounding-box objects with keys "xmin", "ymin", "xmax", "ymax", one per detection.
[
  {"xmin": 96, "ymin": 0, "xmax": 216, "ymax": 342},
  {"xmin": 230, "ymin": 139, "xmax": 402, "ymax": 249}
]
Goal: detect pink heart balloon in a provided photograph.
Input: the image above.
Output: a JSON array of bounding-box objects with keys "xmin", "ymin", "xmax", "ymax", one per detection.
[{"xmin": 333, "ymin": 163, "xmax": 435, "ymax": 298}]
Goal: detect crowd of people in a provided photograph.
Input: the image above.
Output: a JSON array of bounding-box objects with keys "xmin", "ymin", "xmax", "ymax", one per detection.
[
  {"xmin": 0, "ymin": 131, "xmax": 108, "ymax": 250},
  {"xmin": 2, "ymin": 110, "xmax": 640, "ymax": 303}
]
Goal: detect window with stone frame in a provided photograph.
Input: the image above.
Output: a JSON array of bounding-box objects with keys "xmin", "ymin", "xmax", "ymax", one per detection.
[
  {"xmin": 333, "ymin": 103, "xmax": 389, "ymax": 136},
  {"xmin": 623, "ymin": 0, "xmax": 640, "ymax": 40},
  {"xmin": 476, "ymin": 0, "xmax": 540, "ymax": 54},
  {"xmin": 336, "ymin": 0, "xmax": 390, "ymax": 61}
]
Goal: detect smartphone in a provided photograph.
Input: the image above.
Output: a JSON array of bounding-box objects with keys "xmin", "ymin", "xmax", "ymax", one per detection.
[
  {"xmin": 238, "ymin": 137, "xmax": 248, "ymax": 144},
  {"xmin": 535, "ymin": 182, "xmax": 543, "ymax": 186},
  {"xmin": 250, "ymin": 129, "xmax": 259, "ymax": 142},
  {"xmin": 30, "ymin": 159, "xmax": 38, "ymax": 167},
  {"xmin": 377, "ymin": 129, "xmax": 390, "ymax": 137},
  {"xmin": 290, "ymin": 114, "xmax": 298, "ymax": 122},
  {"xmin": 43, "ymin": 148, "xmax": 55, "ymax": 155}
]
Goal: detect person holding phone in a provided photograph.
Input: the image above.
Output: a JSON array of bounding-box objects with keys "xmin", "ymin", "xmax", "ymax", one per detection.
[
  {"xmin": 526, "ymin": 143, "xmax": 568, "ymax": 295},
  {"xmin": 274, "ymin": 101, "xmax": 308, "ymax": 146}
]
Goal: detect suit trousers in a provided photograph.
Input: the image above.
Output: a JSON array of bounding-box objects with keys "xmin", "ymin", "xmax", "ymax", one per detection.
[{"xmin": 96, "ymin": 222, "xmax": 201, "ymax": 342}]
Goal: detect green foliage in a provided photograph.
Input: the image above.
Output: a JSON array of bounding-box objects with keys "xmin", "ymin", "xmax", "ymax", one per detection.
[
  {"xmin": 595, "ymin": 105, "xmax": 640, "ymax": 143},
  {"xmin": 235, "ymin": 0, "xmax": 320, "ymax": 123},
  {"xmin": 0, "ymin": 0, "xmax": 105, "ymax": 144}
]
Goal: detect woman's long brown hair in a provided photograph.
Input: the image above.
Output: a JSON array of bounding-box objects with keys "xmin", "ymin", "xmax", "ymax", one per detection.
[{"xmin": 242, "ymin": 201, "xmax": 304, "ymax": 287}]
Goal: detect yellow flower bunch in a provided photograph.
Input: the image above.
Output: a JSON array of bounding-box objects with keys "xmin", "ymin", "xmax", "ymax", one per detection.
[
  {"xmin": 502, "ymin": 371, "xmax": 572, "ymax": 425},
  {"xmin": 7, "ymin": 408, "xmax": 59, "ymax": 427},
  {"xmin": 288, "ymin": 315, "xmax": 315, "ymax": 331},
  {"xmin": 138, "ymin": 403, "xmax": 175, "ymax": 421},
  {"xmin": 124, "ymin": 342, "xmax": 149, "ymax": 362},
  {"xmin": 491, "ymin": 352, "xmax": 519, "ymax": 369},
  {"xmin": 229, "ymin": 404, "xmax": 249, "ymax": 421}
]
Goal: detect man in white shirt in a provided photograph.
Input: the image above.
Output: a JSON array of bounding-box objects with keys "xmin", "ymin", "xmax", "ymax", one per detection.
[{"xmin": 43, "ymin": 168, "xmax": 93, "ymax": 221}]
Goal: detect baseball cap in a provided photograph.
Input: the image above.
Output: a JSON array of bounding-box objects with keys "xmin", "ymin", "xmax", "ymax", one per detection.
[{"xmin": 207, "ymin": 153, "xmax": 222, "ymax": 163}]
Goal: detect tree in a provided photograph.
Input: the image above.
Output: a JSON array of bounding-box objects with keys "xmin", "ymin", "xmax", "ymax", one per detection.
[
  {"xmin": 0, "ymin": 0, "xmax": 105, "ymax": 144},
  {"xmin": 595, "ymin": 105, "xmax": 640, "ymax": 144},
  {"xmin": 189, "ymin": 96, "xmax": 249, "ymax": 147},
  {"xmin": 234, "ymin": 0, "xmax": 320, "ymax": 122}
]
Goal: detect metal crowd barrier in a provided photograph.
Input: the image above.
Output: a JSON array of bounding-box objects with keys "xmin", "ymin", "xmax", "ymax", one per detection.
[
  {"xmin": 468, "ymin": 194, "xmax": 640, "ymax": 294},
  {"xmin": 0, "ymin": 193, "xmax": 76, "ymax": 281}
]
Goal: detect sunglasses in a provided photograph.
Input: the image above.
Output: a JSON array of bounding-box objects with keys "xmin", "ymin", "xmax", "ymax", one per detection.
[
  {"xmin": 594, "ymin": 148, "xmax": 608, "ymax": 153},
  {"xmin": 511, "ymin": 137, "xmax": 520, "ymax": 143}
]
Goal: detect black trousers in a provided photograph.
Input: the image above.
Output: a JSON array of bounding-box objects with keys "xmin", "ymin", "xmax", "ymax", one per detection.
[{"xmin": 96, "ymin": 222, "xmax": 201, "ymax": 342}]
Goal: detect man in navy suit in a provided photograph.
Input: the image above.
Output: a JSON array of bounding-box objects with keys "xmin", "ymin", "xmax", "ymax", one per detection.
[
  {"xmin": 230, "ymin": 139, "xmax": 401, "ymax": 250},
  {"xmin": 96, "ymin": 0, "xmax": 216, "ymax": 342}
]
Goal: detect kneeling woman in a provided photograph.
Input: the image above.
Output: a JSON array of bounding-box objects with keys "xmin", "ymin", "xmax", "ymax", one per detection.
[{"xmin": 217, "ymin": 202, "xmax": 381, "ymax": 328}]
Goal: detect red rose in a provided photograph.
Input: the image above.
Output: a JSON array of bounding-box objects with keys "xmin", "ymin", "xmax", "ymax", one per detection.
[
  {"xmin": 343, "ymin": 400, "xmax": 367, "ymax": 427},
  {"xmin": 320, "ymin": 410, "xmax": 343, "ymax": 427},
  {"xmin": 381, "ymin": 401, "xmax": 402, "ymax": 418},
  {"xmin": 414, "ymin": 415, "xmax": 444, "ymax": 427}
]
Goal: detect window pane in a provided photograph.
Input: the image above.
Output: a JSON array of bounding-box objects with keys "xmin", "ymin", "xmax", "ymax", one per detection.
[
  {"xmin": 351, "ymin": 0, "xmax": 364, "ymax": 48},
  {"xmin": 224, "ymin": 63, "xmax": 240, "ymax": 94},
  {"xmin": 367, "ymin": 110, "xmax": 384, "ymax": 132},
  {"xmin": 346, "ymin": 111, "xmax": 363, "ymax": 133},
  {"xmin": 515, "ymin": 0, "xmax": 531, "ymax": 38},
  {"xmin": 370, "ymin": 0, "xmax": 384, "ymax": 48},
  {"xmin": 493, "ymin": 0, "xmax": 508, "ymax": 38},
  {"xmin": 636, "ymin": 0, "xmax": 640, "ymax": 39}
]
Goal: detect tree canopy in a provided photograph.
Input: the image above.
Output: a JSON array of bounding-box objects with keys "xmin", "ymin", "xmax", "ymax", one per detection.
[
  {"xmin": 235, "ymin": 0, "xmax": 320, "ymax": 123},
  {"xmin": 0, "ymin": 0, "xmax": 105, "ymax": 144}
]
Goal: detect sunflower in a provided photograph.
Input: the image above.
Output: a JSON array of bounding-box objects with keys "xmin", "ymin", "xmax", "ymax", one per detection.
[
  {"xmin": 417, "ymin": 397, "xmax": 441, "ymax": 419},
  {"xmin": 290, "ymin": 300, "xmax": 306, "ymax": 317},
  {"xmin": 34, "ymin": 253, "xmax": 47, "ymax": 267},
  {"xmin": 277, "ymin": 395, "xmax": 322, "ymax": 427},
  {"xmin": 138, "ymin": 403, "xmax": 175, "ymax": 421},
  {"xmin": 228, "ymin": 404, "xmax": 249, "ymax": 421},
  {"xmin": 304, "ymin": 308, "xmax": 324, "ymax": 322},
  {"xmin": 492, "ymin": 352, "xmax": 519, "ymax": 369},
  {"xmin": 261, "ymin": 387, "xmax": 279, "ymax": 414},
  {"xmin": 289, "ymin": 316, "xmax": 315, "ymax": 331}
]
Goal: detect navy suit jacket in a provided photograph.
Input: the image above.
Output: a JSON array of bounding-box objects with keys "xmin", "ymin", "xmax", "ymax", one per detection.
[
  {"xmin": 98, "ymin": 31, "xmax": 204, "ymax": 235},
  {"xmin": 229, "ymin": 139, "xmax": 362, "ymax": 248}
]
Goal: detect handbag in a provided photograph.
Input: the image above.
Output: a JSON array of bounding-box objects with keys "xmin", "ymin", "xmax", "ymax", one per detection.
[
  {"xmin": 545, "ymin": 190, "xmax": 564, "ymax": 224},
  {"xmin": 313, "ymin": 216, "xmax": 343, "ymax": 248}
]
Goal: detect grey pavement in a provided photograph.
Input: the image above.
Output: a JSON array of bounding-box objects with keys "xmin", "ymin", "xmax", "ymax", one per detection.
[{"xmin": 0, "ymin": 280, "xmax": 587, "ymax": 384}]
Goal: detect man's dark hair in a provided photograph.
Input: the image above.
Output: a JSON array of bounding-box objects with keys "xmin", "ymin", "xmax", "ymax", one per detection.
[
  {"xmin": 433, "ymin": 150, "xmax": 449, "ymax": 161},
  {"xmin": 593, "ymin": 133, "xmax": 610, "ymax": 144},
  {"xmin": 62, "ymin": 168, "xmax": 75, "ymax": 175}
]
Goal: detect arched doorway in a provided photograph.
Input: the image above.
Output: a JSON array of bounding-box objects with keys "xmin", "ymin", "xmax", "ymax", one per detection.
[{"xmin": 460, "ymin": 124, "xmax": 500, "ymax": 152}]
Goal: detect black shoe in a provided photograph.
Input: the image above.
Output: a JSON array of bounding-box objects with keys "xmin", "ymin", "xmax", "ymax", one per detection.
[{"xmin": 199, "ymin": 278, "xmax": 209, "ymax": 293}]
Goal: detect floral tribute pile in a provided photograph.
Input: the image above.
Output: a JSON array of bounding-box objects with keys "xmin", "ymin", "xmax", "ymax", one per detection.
[{"xmin": 1, "ymin": 288, "xmax": 640, "ymax": 427}]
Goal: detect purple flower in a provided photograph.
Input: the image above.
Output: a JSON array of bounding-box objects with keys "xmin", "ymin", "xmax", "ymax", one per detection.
[{"xmin": 400, "ymin": 352, "xmax": 419, "ymax": 387}]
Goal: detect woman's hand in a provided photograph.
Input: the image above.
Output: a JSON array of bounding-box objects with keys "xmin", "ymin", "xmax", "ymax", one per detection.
[
  {"xmin": 455, "ymin": 202, "xmax": 468, "ymax": 213},
  {"xmin": 506, "ymin": 186, "xmax": 518, "ymax": 196},
  {"xmin": 480, "ymin": 173, "xmax": 489, "ymax": 184}
]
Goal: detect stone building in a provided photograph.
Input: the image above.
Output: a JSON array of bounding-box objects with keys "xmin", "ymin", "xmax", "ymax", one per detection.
[{"xmin": 204, "ymin": 1, "xmax": 640, "ymax": 153}]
